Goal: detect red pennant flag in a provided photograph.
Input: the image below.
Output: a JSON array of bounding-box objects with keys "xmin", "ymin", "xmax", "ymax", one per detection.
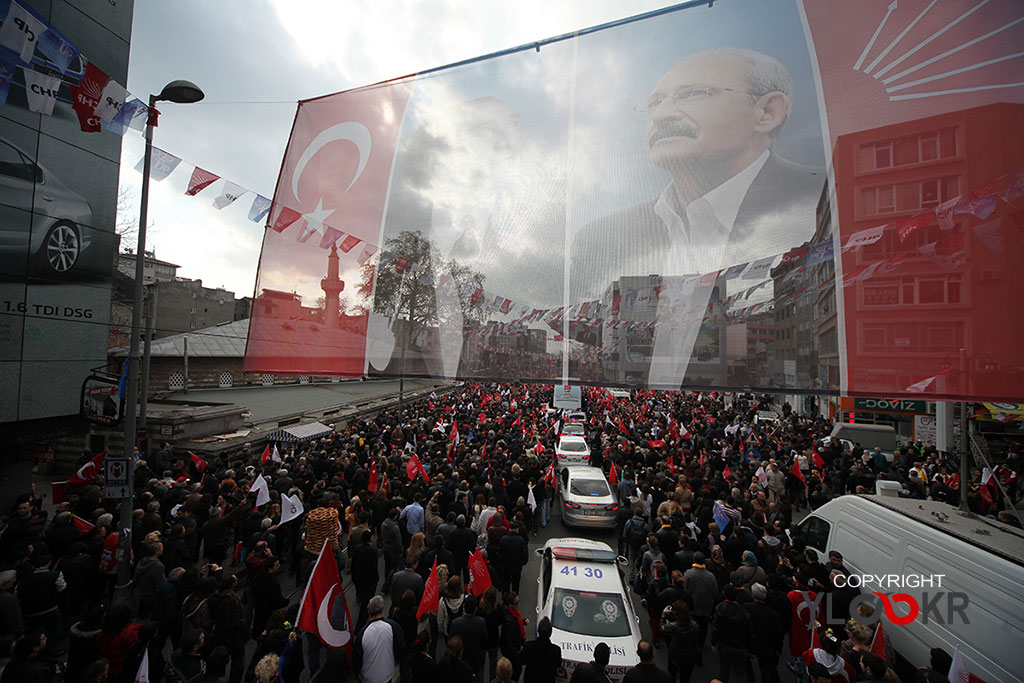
[
  {"xmin": 184, "ymin": 167, "xmax": 220, "ymax": 196},
  {"xmin": 723, "ymin": 465, "xmax": 732, "ymax": 482},
  {"xmin": 666, "ymin": 453, "xmax": 677, "ymax": 475},
  {"xmin": 260, "ymin": 444, "xmax": 272, "ymax": 465},
  {"xmin": 417, "ymin": 558, "xmax": 440, "ymax": 620},
  {"xmin": 812, "ymin": 449, "xmax": 825, "ymax": 469},
  {"xmin": 297, "ymin": 539, "xmax": 353, "ymax": 649},
  {"xmin": 368, "ymin": 459, "xmax": 378, "ymax": 493},
  {"xmin": 511, "ymin": 415, "xmax": 521, "ymax": 427},
  {"xmin": 870, "ymin": 620, "xmax": 886, "ymax": 663},
  {"xmin": 72, "ymin": 515, "xmax": 95, "ymax": 534},
  {"xmin": 338, "ymin": 234, "xmax": 361, "ymax": 252},
  {"xmin": 449, "ymin": 420, "xmax": 460, "ymax": 443},
  {"xmin": 70, "ymin": 61, "xmax": 106, "ymax": 132},
  {"xmin": 543, "ymin": 462, "xmax": 555, "ymax": 488},
  {"xmin": 618, "ymin": 419, "xmax": 630, "ymax": 435},
  {"xmin": 68, "ymin": 451, "xmax": 106, "ymax": 485},
  {"xmin": 190, "ymin": 452, "xmax": 207, "ymax": 473},
  {"xmin": 417, "ymin": 456, "xmax": 430, "ymax": 484},
  {"xmin": 468, "ymin": 549, "xmax": 493, "ymax": 596},
  {"xmin": 647, "ymin": 439, "xmax": 666, "ymax": 449},
  {"xmin": 608, "ymin": 462, "xmax": 618, "ymax": 486},
  {"xmin": 406, "ymin": 454, "xmax": 418, "ymax": 482},
  {"xmin": 790, "ymin": 459, "xmax": 807, "ymax": 485},
  {"xmin": 271, "ymin": 206, "xmax": 303, "ymax": 232}
]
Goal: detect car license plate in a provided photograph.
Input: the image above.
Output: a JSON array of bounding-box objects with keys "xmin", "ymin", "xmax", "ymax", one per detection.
[{"xmin": 582, "ymin": 507, "xmax": 603, "ymax": 516}]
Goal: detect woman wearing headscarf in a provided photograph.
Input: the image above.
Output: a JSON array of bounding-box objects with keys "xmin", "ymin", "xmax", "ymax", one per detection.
[
  {"xmin": 708, "ymin": 545, "xmax": 732, "ymax": 592},
  {"xmin": 732, "ymin": 550, "xmax": 767, "ymax": 589}
]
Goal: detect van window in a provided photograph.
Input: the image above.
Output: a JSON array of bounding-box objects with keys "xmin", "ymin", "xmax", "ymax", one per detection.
[{"xmin": 797, "ymin": 516, "xmax": 831, "ymax": 552}]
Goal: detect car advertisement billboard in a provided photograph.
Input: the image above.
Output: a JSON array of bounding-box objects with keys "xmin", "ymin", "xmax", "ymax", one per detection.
[{"xmin": 0, "ymin": 0, "xmax": 133, "ymax": 423}]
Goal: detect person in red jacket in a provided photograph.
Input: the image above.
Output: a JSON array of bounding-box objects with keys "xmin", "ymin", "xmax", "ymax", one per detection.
[
  {"xmin": 94, "ymin": 604, "xmax": 141, "ymax": 683},
  {"xmin": 802, "ymin": 630, "xmax": 857, "ymax": 683},
  {"xmin": 787, "ymin": 576, "xmax": 818, "ymax": 658}
]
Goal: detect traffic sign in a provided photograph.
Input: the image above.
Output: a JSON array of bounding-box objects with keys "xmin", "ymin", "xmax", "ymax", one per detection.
[{"xmin": 105, "ymin": 457, "xmax": 129, "ymax": 487}]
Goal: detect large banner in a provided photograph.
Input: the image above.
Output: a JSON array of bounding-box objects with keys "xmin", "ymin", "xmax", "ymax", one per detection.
[{"xmin": 247, "ymin": 0, "xmax": 1024, "ymax": 402}]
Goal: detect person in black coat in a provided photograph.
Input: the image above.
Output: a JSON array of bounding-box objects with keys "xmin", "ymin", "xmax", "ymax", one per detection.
[
  {"xmin": 251, "ymin": 560, "xmax": 288, "ymax": 639},
  {"xmin": 500, "ymin": 592, "xmax": 528, "ymax": 681},
  {"xmin": 568, "ymin": 642, "xmax": 612, "ymax": 683},
  {"xmin": 449, "ymin": 595, "xmax": 487, "ymax": 681},
  {"xmin": 746, "ymin": 583, "xmax": 784, "ymax": 683},
  {"xmin": 522, "ymin": 616, "xmax": 562, "ymax": 683},
  {"xmin": 498, "ymin": 527, "xmax": 529, "ymax": 594},
  {"xmin": 435, "ymin": 634, "xmax": 474, "ymax": 683},
  {"xmin": 351, "ymin": 529, "xmax": 380, "ymax": 632},
  {"xmin": 449, "ymin": 516, "xmax": 477, "ymax": 581}
]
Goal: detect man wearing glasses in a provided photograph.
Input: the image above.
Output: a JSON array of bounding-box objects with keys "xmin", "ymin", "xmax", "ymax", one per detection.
[{"xmin": 571, "ymin": 47, "xmax": 823, "ymax": 387}]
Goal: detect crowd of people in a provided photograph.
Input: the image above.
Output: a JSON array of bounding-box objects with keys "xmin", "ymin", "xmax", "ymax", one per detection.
[{"xmin": 0, "ymin": 383, "xmax": 1018, "ymax": 683}]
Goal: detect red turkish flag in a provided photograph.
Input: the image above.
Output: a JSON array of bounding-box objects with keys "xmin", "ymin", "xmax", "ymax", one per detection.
[
  {"xmin": 722, "ymin": 465, "xmax": 732, "ymax": 482},
  {"xmin": 812, "ymin": 449, "xmax": 825, "ymax": 469},
  {"xmin": 543, "ymin": 462, "xmax": 555, "ymax": 488},
  {"xmin": 260, "ymin": 444, "xmax": 272, "ymax": 464},
  {"xmin": 790, "ymin": 459, "xmax": 807, "ymax": 486},
  {"xmin": 368, "ymin": 459, "xmax": 378, "ymax": 493},
  {"xmin": 417, "ymin": 558, "xmax": 440, "ymax": 620},
  {"xmin": 468, "ymin": 549, "xmax": 493, "ymax": 596},
  {"xmin": 184, "ymin": 167, "xmax": 220, "ymax": 196},
  {"xmin": 870, "ymin": 620, "xmax": 887, "ymax": 663},
  {"xmin": 297, "ymin": 539, "xmax": 352, "ymax": 649},
  {"xmin": 68, "ymin": 451, "xmax": 106, "ymax": 485}
]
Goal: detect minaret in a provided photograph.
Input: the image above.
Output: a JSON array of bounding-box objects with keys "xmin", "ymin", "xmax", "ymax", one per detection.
[{"xmin": 321, "ymin": 244, "xmax": 344, "ymax": 328}]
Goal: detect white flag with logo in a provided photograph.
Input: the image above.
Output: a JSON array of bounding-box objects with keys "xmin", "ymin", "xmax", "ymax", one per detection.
[
  {"xmin": 22, "ymin": 68, "xmax": 60, "ymax": 115},
  {"xmin": 755, "ymin": 466, "xmax": 768, "ymax": 486},
  {"xmin": 527, "ymin": 485, "xmax": 536, "ymax": 512},
  {"xmin": 135, "ymin": 147, "xmax": 182, "ymax": 181},
  {"xmin": 133, "ymin": 649, "xmax": 150, "ymax": 683},
  {"xmin": 250, "ymin": 473, "xmax": 271, "ymax": 507},
  {"xmin": 842, "ymin": 224, "xmax": 886, "ymax": 251},
  {"xmin": 212, "ymin": 181, "xmax": 246, "ymax": 209},
  {"xmin": 280, "ymin": 492, "xmax": 305, "ymax": 525},
  {"xmin": 741, "ymin": 256, "xmax": 775, "ymax": 280},
  {"xmin": 0, "ymin": 1, "xmax": 45, "ymax": 62},
  {"xmin": 95, "ymin": 78, "xmax": 127, "ymax": 122}
]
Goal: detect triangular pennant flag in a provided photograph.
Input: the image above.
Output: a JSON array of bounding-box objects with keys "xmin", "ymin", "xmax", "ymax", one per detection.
[
  {"xmin": 212, "ymin": 181, "xmax": 246, "ymax": 209},
  {"xmin": 189, "ymin": 452, "xmax": 206, "ymax": 473},
  {"xmin": 356, "ymin": 244, "xmax": 376, "ymax": 265},
  {"xmin": 271, "ymin": 445, "xmax": 282, "ymax": 463},
  {"xmin": 280, "ymin": 493, "xmax": 304, "ymax": 525},
  {"xmin": 527, "ymin": 485, "xmax": 537, "ymax": 512},
  {"xmin": 468, "ymin": 549, "xmax": 493, "ymax": 596},
  {"xmin": 260, "ymin": 444, "xmax": 272, "ymax": 464},
  {"xmin": 133, "ymin": 649, "xmax": 150, "ymax": 683},
  {"xmin": 270, "ymin": 206, "xmax": 303, "ymax": 232},
  {"xmin": 36, "ymin": 25, "xmax": 79, "ymax": 74},
  {"xmin": 248, "ymin": 194, "xmax": 272, "ymax": 222},
  {"xmin": 69, "ymin": 60, "xmax": 106, "ymax": 132},
  {"xmin": 0, "ymin": 1, "xmax": 46, "ymax": 62},
  {"xmin": 136, "ymin": 147, "xmax": 182, "ymax": 181},
  {"xmin": 185, "ymin": 167, "xmax": 220, "ymax": 196},
  {"xmin": 790, "ymin": 459, "xmax": 806, "ymax": 485},
  {"xmin": 297, "ymin": 539, "xmax": 353, "ymax": 648},
  {"xmin": 249, "ymin": 474, "xmax": 271, "ymax": 507},
  {"xmin": 22, "ymin": 68, "xmax": 61, "ymax": 115},
  {"xmin": 104, "ymin": 97, "xmax": 147, "ymax": 136},
  {"xmin": 95, "ymin": 78, "xmax": 127, "ymax": 122},
  {"xmin": 417, "ymin": 558, "xmax": 440, "ymax": 620},
  {"xmin": 339, "ymin": 234, "xmax": 361, "ymax": 253},
  {"xmin": 72, "ymin": 515, "xmax": 95, "ymax": 535}
]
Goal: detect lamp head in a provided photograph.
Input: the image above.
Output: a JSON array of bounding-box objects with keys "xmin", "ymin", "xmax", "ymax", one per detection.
[{"xmin": 157, "ymin": 80, "xmax": 204, "ymax": 104}]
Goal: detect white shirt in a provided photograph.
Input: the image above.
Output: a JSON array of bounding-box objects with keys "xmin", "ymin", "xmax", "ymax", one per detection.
[{"xmin": 360, "ymin": 619, "xmax": 396, "ymax": 683}]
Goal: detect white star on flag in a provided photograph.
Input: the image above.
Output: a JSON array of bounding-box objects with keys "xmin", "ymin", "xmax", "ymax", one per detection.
[{"xmin": 301, "ymin": 197, "xmax": 335, "ymax": 236}]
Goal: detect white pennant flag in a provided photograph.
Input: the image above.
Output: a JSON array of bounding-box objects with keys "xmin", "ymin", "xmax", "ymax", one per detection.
[
  {"xmin": 842, "ymin": 224, "xmax": 886, "ymax": 251},
  {"xmin": 95, "ymin": 78, "xmax": 127, "ymax": 122},
  {"xmin": 741, "ymin": 256, "xmax": 775, "ymax": 280},
  {"xmin": 133, "ymin": 649, "xmax": 150, "ymax": 683},
  {"xmin": 755, "ymin": 466, "xmax": 768, "ymax": 486},
  {"xmin": 212, "ymin": 181, "xmax": 246, "ymax": 209},
  {"xmin": 0, "ymin": 2, "xmax": 46, "ymax": 62},
  {"xmin": 271, "ymin": 444, "xmax": 282, "ymax": 463},
  {"xmin": 250, "ymin": 473, "xmax": 271, "ymax": 507},
  {"xmin": 280, "ymin": 492, "xmax": 304, "ymax": 525},
  {"xmin": 135, "ymin": 147, "xmax": 182, "ymax": 181},
  {"xmin": 22, "ymin": 68, "xmax": 60, "ymax": 115},
  {"xmin": 527, "ymin": 485, "xmax": 537, "ymax": 512}
]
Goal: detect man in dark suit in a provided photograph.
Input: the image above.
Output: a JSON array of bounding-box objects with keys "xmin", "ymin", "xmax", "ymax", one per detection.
[{"xmin": 571, "ymin": 47, "xmax": 823, "ymax": 387}]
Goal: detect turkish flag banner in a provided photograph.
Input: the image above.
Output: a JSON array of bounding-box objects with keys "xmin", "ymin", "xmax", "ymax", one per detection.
[
  {"xmin": 297, "ymin": 539, "xmax": 353, "ymax": 649},
  {"xmin": 68, "ymin": 451, "xmax": 106, "ymax": 486}
]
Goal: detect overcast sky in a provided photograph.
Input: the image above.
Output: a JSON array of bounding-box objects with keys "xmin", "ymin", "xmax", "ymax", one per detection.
[{"xmin": 118, "ymin": 0, "xmax": 683, "ymax": 299}]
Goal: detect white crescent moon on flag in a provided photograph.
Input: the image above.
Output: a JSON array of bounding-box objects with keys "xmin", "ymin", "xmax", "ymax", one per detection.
[
  {"xmin": 292, "ymin": 122, "xmax": 372, "ymax": 203},
  {"xmin": 795, "ymin": 597, "xmax": 810, "ymax": 624},
  {"xmin": 317, "ymin": 583, "xmax": 350, "ymax": 647},
  {"xmin": 77, "ymin": 462, "xmax": 95, "ymax": 479}
]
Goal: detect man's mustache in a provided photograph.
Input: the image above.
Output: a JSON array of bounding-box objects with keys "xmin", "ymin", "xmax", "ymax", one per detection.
[{"xmin": 648, "ymin": 122, "xmax": 698, "ymax": 146}]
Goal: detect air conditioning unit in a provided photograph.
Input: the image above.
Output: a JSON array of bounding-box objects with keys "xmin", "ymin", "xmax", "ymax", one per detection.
[{"xmin": 979, "ymin": 269, "xmax": 1000, "ymax": 282}]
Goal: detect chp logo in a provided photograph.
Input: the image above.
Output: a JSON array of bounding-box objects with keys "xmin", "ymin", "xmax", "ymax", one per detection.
[{"xmin": 803, "ymin": 574, "xmax": 970, "ymax": 626}]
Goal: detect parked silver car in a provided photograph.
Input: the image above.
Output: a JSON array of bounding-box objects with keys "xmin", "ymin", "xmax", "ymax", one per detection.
[
  {"xmin": 0, "ymin": 136, "xmax": 97, "ymax": 278},
  {"xmin": 559, "ymin": 466, "xmax": 619, "ymax": 528}
]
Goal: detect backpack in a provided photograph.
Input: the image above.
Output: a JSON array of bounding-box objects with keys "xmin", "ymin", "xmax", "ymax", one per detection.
[
  {"xmin": 650, "ymin": 558, "xmax": 668, "ymax": 584},
  {"xmin": 625, "ymin": 518, "xmax": 648, "ymax": 549}
]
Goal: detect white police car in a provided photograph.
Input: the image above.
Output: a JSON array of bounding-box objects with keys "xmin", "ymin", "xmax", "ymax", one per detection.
[
  {"xmin": 535, "ymin": 538, "xmax": 641, "ymax": 682},
  {"xmin": 555, "ymin": 435, "xmax": 591, "ymax": 470}
]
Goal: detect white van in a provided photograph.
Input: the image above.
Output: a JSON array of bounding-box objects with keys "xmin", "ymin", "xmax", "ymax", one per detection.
[
  {"xmin": 793, "ymin": 495, "xmax": 1024, "ymax": 682},
  {"xmin": 825, "ymin": 423, "xmax": 898, "ymax": 461}
]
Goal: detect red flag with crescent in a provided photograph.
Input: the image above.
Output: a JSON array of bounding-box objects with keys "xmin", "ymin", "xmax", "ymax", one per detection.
[
  {"xmin": 68, "ymin": 451, "xmax": 106, "ymax": 485},
  {"xmin": 297, "ymin": 539, "xmax": 352, "ymax": 649}
]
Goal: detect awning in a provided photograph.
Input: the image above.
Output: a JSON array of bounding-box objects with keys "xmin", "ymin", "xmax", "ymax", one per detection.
[{"xmin": 265, "ymin": 421, "xmax": 333, "ymax": 443}]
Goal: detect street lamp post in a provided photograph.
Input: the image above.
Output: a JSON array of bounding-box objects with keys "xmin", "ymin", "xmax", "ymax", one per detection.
[{"xmin": 116, "ymin": 80, "xmax": 204, "ymax": 594}]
